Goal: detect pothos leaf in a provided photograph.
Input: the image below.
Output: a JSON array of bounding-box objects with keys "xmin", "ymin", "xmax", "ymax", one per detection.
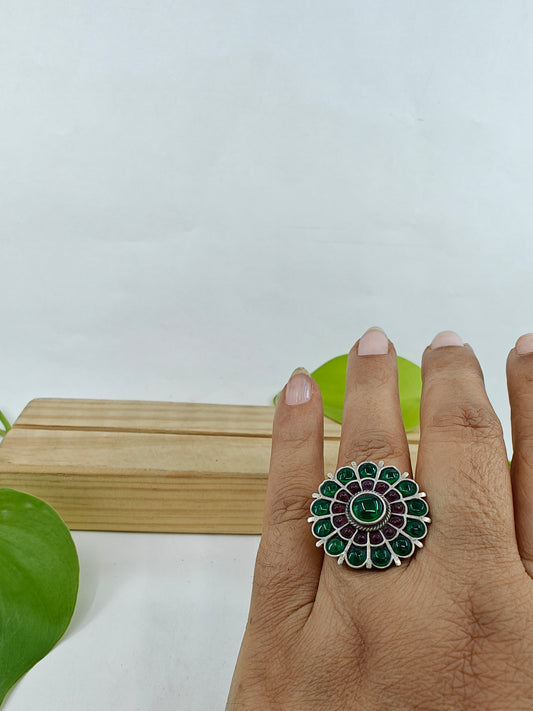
[
  {"xmin": 0, "ymin": 488, "xmax": 79, "ymax": 705},
  {"xmin": 274, "ymin": 355, "xmax": 422, "ymax": 431}
]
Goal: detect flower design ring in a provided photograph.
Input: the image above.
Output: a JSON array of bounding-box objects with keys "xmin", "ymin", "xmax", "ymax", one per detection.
[{"xmin": 308, "ymin": 461, "xmax": 431, "ymax": 569}]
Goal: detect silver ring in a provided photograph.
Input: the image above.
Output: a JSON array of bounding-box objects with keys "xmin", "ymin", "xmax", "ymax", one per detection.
[{"xmin": 308, "ymin": 461, "xmax": 431, "ymax": 569}]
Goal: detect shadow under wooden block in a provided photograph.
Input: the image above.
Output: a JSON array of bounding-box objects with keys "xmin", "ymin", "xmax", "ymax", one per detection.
[{"xmin": 0, "ymin": 398, "xmax": 419, "ymax": 534}]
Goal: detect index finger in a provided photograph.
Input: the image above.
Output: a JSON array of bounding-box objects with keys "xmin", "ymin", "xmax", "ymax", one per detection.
[{"xmin": 248, "ymin": 367, "xmax": 325, "ymax": 628}]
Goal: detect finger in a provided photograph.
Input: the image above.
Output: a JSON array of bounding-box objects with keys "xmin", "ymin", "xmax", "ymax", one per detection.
[
  {"xmin": 417, "ymin": 330, "xmax": 513, "ymax": 565},
  {"xmin": 318, "ymin": 327, "xmax": 412, "ymax": 579},
  {"xmin": 506, "ymin": 333, "xmax": 533, "ymax": 575},
  {"xmin": 337, "ymin": 327, "xmax": 411, "ymax": 475},
  {"xmin": 249, "ymin": 367, "xmax": 324, "ymax": 627}
]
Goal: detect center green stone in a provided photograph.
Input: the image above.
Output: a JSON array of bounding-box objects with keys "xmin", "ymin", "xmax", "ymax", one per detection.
[{"xmin": 351, "ymin": 493, "xmax": 385, "ymax": 524}]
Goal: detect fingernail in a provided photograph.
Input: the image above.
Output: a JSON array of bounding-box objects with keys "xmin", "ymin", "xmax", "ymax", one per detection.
[
  {"xmin": 285, "ymin": 367, "xmax": 312, "ymax": 405},
  {"xmin": 515, "ymin": 333, "xmax": 533, "ymax": 355},
  {"xmin": 430, "ymin": 330, "xmax": 464, "ymax": 349},
  {"xmin": 357, "ymin": 327, "xmax": 389, "ymax": 355}
]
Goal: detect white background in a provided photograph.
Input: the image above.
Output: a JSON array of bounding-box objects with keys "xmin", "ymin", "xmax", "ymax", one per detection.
[{"xmin": 2, "ymin": 1, "xmax": 533, "ymax": 708}]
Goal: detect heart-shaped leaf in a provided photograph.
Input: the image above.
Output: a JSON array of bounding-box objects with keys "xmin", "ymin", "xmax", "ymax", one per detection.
[
  {"xmin": 274, "ymin": 355, "xmax": 422, "ymax": 431},
  {"xmin": 0, "ymin": 488, "xmax": 79, "ymax": 704}
]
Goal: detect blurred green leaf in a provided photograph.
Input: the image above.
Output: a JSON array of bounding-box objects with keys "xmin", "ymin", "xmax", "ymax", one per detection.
[
  {"xmin": 0, "ymin": 410, "xmax": 10, "ymax": 439},
  {"xmin": 310, "ymin": 354, "xmax": 348, "ymax": 425},
  {"xmin": 0, "ymin": 489, "xmax": 79, "ymax": 705},
  {"xmin": 396, "ymin": 356, "xmax": 423, "ymax": 431},
  {"xmin": 274, "ymin": 354, "xmax": 422, "ymax": 431}
]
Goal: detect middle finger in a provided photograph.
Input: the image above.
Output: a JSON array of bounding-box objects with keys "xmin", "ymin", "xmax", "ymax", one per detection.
[{"xmin": 317, "ymin": 326, "xmax": 412, "ymax": 582}]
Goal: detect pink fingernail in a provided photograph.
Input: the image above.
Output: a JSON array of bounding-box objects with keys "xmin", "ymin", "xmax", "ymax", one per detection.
[
  {"xmin": 430, "ymin": 330, "xmax": 464, "ymax": 349},
  {"xmin": 357, "ymin": 327, "xmax": 389, "ymax": 356},
  {"xmin": 285, "ymin": 367, "xmax": 312, "ymax": 405},
  {"xmin": 515, "ymin": 333, "xmax": 533, "ymax": 355}
]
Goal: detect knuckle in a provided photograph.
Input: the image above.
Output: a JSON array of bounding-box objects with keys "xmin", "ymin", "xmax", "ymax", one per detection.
[
  {"xmin": 274, "ymin": 401, "xmax": 322, "ymax": 447},
  {"xmin": 275, "ymin": 423, "xmax": 313, "ymax": 448},
  {"xmin": 269, "ymin": 434, "xmax": 322, "ymax": 490},
  {"xmin": 427, "ymin": 400, "xmax": 503, "ymax": 442},
  {"xmin": 348, "ymin": 361, "xmax": 394, "ymax": 391},
  {"xmin": 268, "ymin": 489, "xmax": 312, "ymax": 528},
  {"xmin": 341, "ymin": 430, "xmax": 405, "ymax": 464}
]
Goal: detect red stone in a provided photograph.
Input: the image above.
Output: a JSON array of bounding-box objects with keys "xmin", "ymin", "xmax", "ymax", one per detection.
[
  {"xmin": 347, "ymin": 482, "xmax": 361, "ymax": 495},
  {"xmin": 362, "ymin": 479, "xmax": 374, "ymax": 491},
  {"xmin": 382, "ymin": 525, "xmax": 397, "ymax": 539},
  {"xmin": 340, "ymin": 525, "xmax": 356, "ymax": 539},
  {"xmin": 369, "ymin": 531, "xmax": 383, "ymax": 545},
  {"xmin": 354, "ymin": 530, "xmax": 367, "ymax": 544},
  {"xmin": 331, "ymin": 502, "xmax": 346, "ymax": 514},
  {"xmin": 333, "ymin": 515, "xmax": 348, "ymax": 528},
  {"xmin": 385, "ymin": 490, "xmax": 400, "ymax": 502},
  {"xmin": 390, "ymin": 515, "xmax": 404, "ymax": 527},
  {"xmin": 375, "ymin": 482, "xmax": 388, "ymax": 494},
  {"xmin": 337, "ymin": 490, "xmax": 351, "ymax": 502},
  {"xmin": 391, "ymin": 502, "xmax": 405, "ymax": 514}
]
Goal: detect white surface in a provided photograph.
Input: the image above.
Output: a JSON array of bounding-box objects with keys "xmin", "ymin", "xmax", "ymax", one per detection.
[
  {"xmin": 2, "ymin": 1, "xmax": 533, "ymax": 707},
  {"xmin": 5, "ymin": 533, "xmax": 260, "ymax": 709}
]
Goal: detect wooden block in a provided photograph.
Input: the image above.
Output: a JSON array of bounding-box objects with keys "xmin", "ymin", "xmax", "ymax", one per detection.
[{"xmin": 0, "ymin": 398, "xmax": 420, "ymax": 534}]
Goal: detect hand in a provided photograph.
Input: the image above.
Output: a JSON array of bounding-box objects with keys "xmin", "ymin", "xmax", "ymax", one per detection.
[{"xmin": 226, "ymin": 328, "xmax": 533, "ymax": 711}]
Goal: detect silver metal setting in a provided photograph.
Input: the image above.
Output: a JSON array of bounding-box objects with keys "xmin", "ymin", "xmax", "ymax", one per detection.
[{"xmin": 308, "ymin": 460, "xmax": 431, "ymax": 570}]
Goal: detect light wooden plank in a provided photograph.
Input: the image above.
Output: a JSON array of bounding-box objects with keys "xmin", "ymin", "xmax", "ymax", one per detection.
[
  {"xmin": 15, "ymin": 398, "xmax": 419, "ymax": 441},
  {"xmin": 15, "ymin": 398, "xmax": 344, "ymax": 438},
  {"xmin": 0, "ymin": 468, "xmax": 268, "ymax": 533},
  {"xmin": 0, "ymin": 399, "xmax": 419, "ymax": 533}
]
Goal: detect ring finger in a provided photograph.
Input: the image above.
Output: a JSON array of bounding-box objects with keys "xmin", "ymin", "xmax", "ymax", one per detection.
[{"xmin": 317, "ymin": 326, "xmax": 413, "ymax": 590}]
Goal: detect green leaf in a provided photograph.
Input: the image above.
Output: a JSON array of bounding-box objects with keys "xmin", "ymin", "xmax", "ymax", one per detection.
[
  {"xmin": 0, "ymin": 489, "xmax": 79, "ymax": 704},
  {"xmin": 311, "ymin": 354, "xmax": 348, "ymax": 425},
  {"xmin": 396, "ymin": 356, "xmax": 423, "ymax": 431},
  {"xmin": 0, "ymin": 410, "xmax": 10, "ymax": 439},
  {"xmin": 273, "ymin": 355, "xmax": 422, "ymax": 431}
]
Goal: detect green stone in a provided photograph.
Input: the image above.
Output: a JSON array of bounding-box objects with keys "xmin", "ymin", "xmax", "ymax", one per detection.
[
  {"xmin": 397, "ymin": 479, "xmax": 418, "ymax": 497},
  {"xmin": 313, "ymin": 518, "xmax": 333, "ymax": 537},
  {"xmin": 347, "ymin": 546, "xmax": 367, "ymax": 567},
  {"xmin": 326, "ymin": 535, "xmax": 347, "ymax": 556},
  {"xmin": 351, "ymin": 493, "xmax": 385, "ymax": 524},
  {"xmin": 404, "ymin": 518, "xmax": 426, "ymax": 538},
  {"xmin": 319, "ymin": 480, "xmax": 340, "ymax": 498},
  {"xmin": 379, "ymin": 466, "xmax": 400, "ymax": 484},
  {"xmin": 371, "ymin": 546, "xmax": 392, "ymax": 567},
  {"xmin": 391, "ymin": 536, "xmax": 413, "ymax": 557},
  {"xmin": 358, "ymin": 462, "xmax": 378, "ymax": 478},
  {"xmin": 337, "ymin": 467, "xmax": 355, "ymax": 484},
  {"xmin": 311, "ymin": 499, "xmax": 331, "ymax": 516},
  {"xmin": 406, "ymin": 498, "xmax": 428, "ymax": 517}
]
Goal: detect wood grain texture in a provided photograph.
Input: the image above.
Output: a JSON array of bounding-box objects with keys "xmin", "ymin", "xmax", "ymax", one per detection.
[{"xmin": 0, "ymin": 398, "xmax": 419, "ymax": 533}]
